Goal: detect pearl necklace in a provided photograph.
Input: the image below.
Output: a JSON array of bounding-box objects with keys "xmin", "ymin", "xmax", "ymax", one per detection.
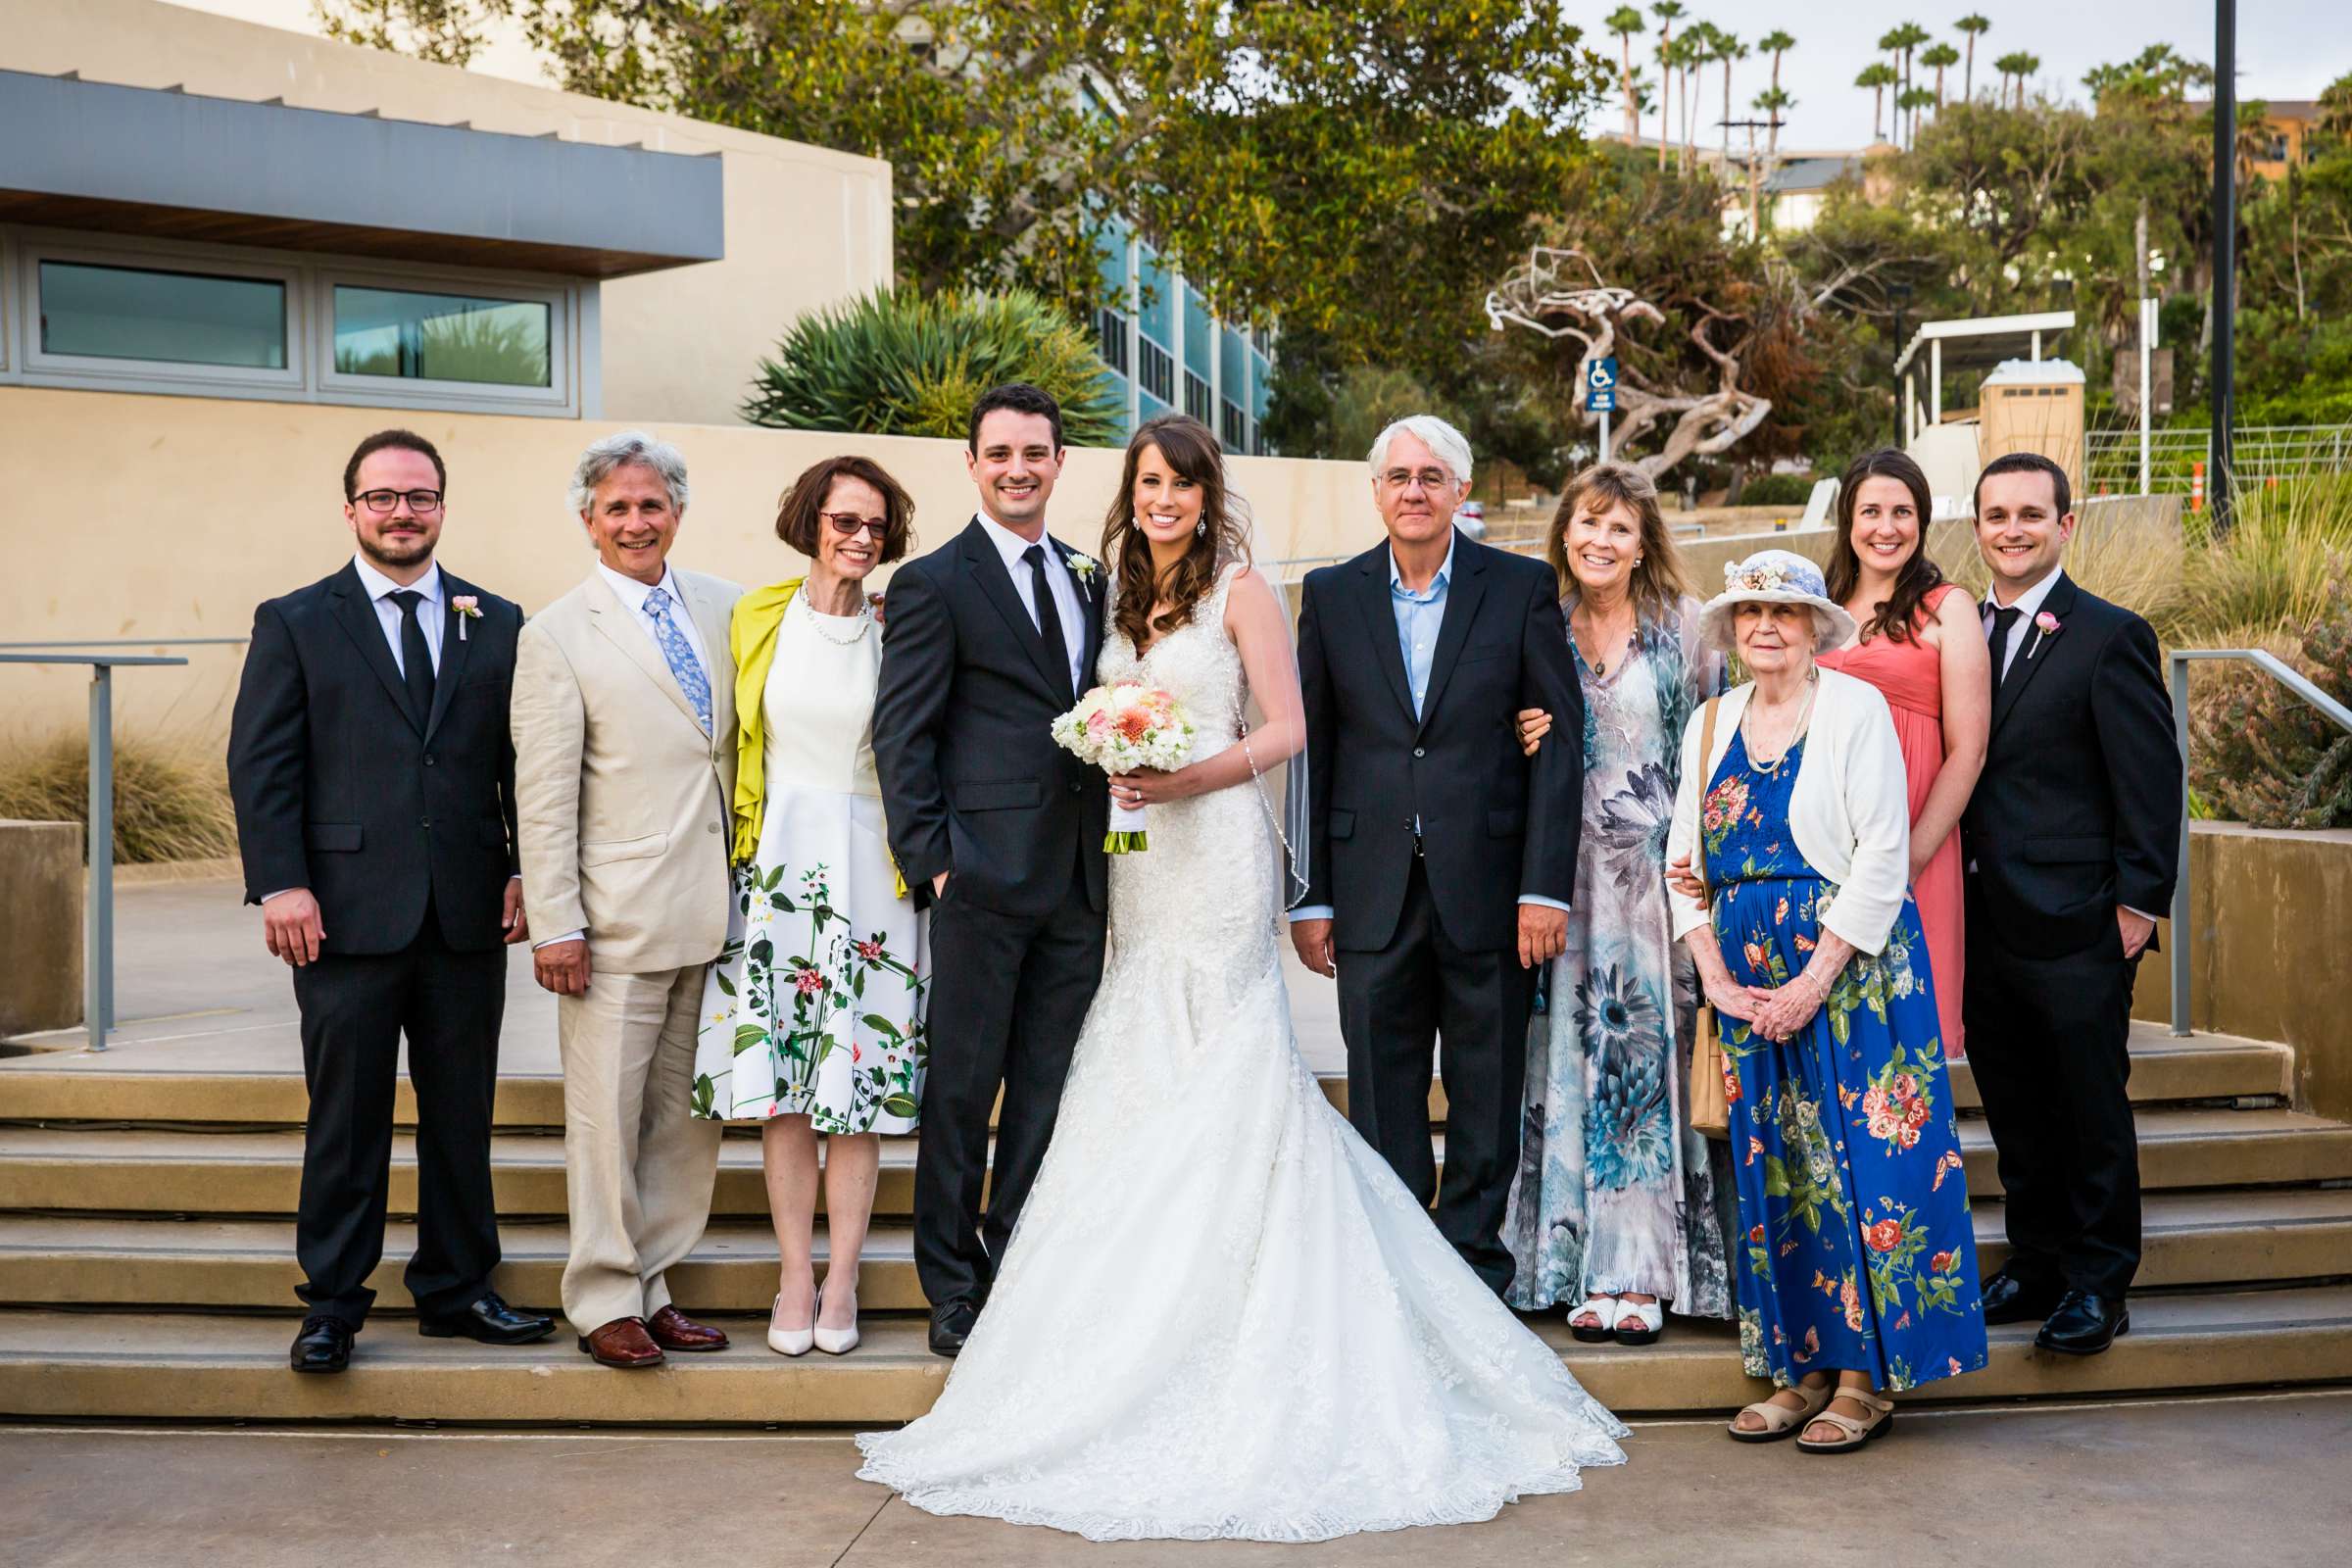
[
  {"xmin": 797, "ymin": 589, "xmax": 871, "ymax": 646},
  {"xmin": 1742, "ymin": 671, "xmax": 1818, "ymax": 777}
]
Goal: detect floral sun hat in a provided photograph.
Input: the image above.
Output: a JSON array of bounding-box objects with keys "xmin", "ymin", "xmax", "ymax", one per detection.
[{"xmin": 1696, "ymin": 548, "xmax": 1859, "ymax": 656}]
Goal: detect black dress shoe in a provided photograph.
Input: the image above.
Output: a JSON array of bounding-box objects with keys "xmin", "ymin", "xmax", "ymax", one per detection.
[
  {"xmin": 418, "ymin": 1291, "xmax": 558, "ymax": 1346},
  {"xmin": 291, "ymin": 1314, "xmax": 356, "ymax": 1373},
  {"xmin": 928, "ymin": 1300, "xmax": 979, "ymax": 1358},
  {"xmin": 1981, "ymin": 1269, "xmax": 2062, "ymax": 1326},
  {"xmin": 2036, "ymin": 1290, "xmax": 2130, "ymax": 1355}
]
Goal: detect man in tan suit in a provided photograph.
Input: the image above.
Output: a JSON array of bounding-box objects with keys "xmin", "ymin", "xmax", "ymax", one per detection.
[{"xmin": 513, "ymin": 431, "xmax": 744, "ymax": 1369}]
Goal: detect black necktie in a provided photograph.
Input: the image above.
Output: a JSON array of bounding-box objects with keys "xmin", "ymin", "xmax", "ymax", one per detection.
[
  {"xmin": 1987, "ymin": 605, "xmax": 2023, "ymax": 693},
  {"xmin": 1023, "ymin": 544, "xmax": 1074, "ymax": 697},
  {"xmin": 388, "ymin": 589, "xmax": 436, "ymax": 721}
]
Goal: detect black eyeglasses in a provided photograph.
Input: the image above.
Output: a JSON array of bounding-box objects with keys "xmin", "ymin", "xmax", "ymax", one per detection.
[
  {"xmin": 354, "ymin": 488, "xmax": 445, "ymax": 514},
  {"xmin": 820, "ymin": 512, "xmax": 889, "ymax": 539}
]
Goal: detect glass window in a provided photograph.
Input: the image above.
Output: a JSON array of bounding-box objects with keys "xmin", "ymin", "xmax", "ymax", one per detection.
[
  {"xmin": 332, "ymin": 285, "xmax": 551, "ymax": 388},
  {"xmin": 37, "ymin": 261, "xmax": 286, "ymax": 368}
]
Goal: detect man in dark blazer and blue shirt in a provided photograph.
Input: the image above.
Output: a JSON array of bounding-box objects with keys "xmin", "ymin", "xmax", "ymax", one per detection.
[
  {"xmin": 228, "ymin": 429, "xmax": 553, "ymax": 1372},
  {"xmin": 1961, "ymin": 452, "xmax": 2182, "ymax": 1356},
  {"xmin": 1289, "ymin": 415, "xmax": 1585, "ymax": 1298}
]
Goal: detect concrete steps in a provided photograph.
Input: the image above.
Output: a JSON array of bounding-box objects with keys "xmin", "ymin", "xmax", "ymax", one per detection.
[
  {"xmin": 7, "ymin": 1185, "xmax": 2349, "ymax": 1315},
  {"xmin": 6, "ymin": 1102, "xmax": 2347, "ymax": 1219},
  {"xmin": 5, "ymin": 1285, "xmax": 2349, "ymax": 1425}
]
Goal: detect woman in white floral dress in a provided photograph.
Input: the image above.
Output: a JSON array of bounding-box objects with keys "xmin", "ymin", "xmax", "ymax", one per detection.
[{"xmin": 694, "ymin": 457, "xmax": 927, "ymax": 1358}]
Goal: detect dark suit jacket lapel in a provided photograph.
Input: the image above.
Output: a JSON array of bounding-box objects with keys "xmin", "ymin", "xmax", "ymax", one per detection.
[
  {"xmin": 1054, "ymin": 537, "xmax": 1104, "ymax": 688},
  {"xmin": 959, "ymin": 518, "xmax": 1071, "ymax": 703},
  {"xmin": 326, "ymin": 563, "xmax": 425, "ymax": 735},
  {"xmin": 1414, "ymin": 533, "xmax": 1488, "ymax": 733},
  {"xmin": 1350, "ymin": 543, "xmax": 1418, "ymax": 723},
  {"xmin": 421, "ymin": 568, "xmax": 473, "ymax": 744},
  {"xmin": 1989, "ymin": 571, "xmax": 2076, "ymax": 739}
]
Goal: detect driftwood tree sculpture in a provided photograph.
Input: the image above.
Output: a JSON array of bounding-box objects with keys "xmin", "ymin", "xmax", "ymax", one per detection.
[{"xmin": 1484, "ymin": 246, "xmax": 1773, "ymax": 480}]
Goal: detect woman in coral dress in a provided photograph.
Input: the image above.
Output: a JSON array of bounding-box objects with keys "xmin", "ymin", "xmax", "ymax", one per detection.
[{"xmin": 1815, "ymin": 450, "xmax": 1988, "ymax": 1059}]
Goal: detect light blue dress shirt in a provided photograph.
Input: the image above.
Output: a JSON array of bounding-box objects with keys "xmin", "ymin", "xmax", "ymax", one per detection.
[{"xmin": 1291, "ymin": 535, "xmax": 1566, "ymax": 925}]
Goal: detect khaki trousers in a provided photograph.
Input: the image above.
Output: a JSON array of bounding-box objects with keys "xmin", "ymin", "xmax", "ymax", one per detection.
[{"xmin": 556, "ymin": 965, "xmax": 722, "ymax": 1335}]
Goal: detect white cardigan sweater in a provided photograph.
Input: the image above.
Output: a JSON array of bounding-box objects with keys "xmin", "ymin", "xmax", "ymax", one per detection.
[{"xmin": 1664, "ymin": 665, "xmax": 1913, "ymax": 957}]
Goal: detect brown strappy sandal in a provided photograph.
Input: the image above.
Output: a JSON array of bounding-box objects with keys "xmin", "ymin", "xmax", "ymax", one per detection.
[
  {"xmin": 1727, "ymin": 1377, "xmax": 1834, "ymax": 1444},
  {"xmin": 1795, "ymin": 1389, "xmax": 1895, "ymax": 1454}
]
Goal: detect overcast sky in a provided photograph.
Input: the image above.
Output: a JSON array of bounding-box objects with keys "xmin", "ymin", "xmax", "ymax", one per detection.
[{"xmin": 178, "ymin": 0, "xmax": 2352, "ymax": 155}]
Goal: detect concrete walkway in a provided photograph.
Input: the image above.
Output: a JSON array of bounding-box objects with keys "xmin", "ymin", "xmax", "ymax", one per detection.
[
  {"xmin": 2, "ymin": 876, "xmax": 1349, "ymax": 1075},
  {"xmin": 5, "ymin": 1393, "xmax": 2348, "ymax": 1566}
]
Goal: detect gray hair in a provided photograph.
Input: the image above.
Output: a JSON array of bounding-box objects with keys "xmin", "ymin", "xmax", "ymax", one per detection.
[
  {"xmin": 1367, "ymin": 415, "xmax": 1474, "ymax": 491},
  {"xmin": 568, "ymin": 430, "xmax": 690, "ymax": 516}
]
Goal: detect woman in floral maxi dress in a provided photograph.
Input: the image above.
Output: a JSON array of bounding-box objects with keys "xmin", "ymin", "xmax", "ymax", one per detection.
[
  {"xmin": 695, "ymin": 457, "xmax": 928, "ymax": 1358},
  {"xmin": 1503, "ymin": 464, "xmax": 1737, "ymax": 1344},
  {"xmin": 1667, "ymin": 550, "xmax": 1985, "ymax": 1453}
]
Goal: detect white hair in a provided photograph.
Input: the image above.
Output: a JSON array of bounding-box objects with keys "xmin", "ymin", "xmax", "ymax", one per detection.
[
  {"xmin": 568, "ymin": 430, "xmax": 690, "ymax": 516},
  {"xmin": 1367, "ymin": 415, "xmax": 1474, "ymax": 491}
]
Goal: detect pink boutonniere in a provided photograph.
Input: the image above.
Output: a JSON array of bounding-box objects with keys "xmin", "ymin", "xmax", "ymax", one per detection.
[
  {"xmin": 2027, "ymin": 609, "xmax": 2060, "ymax": 660},
  {"xmin": 451, "ymin": 594, "xmax": 482, "ymax": 641}
]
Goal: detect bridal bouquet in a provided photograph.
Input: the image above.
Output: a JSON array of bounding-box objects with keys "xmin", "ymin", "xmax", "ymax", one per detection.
[{"xmin": 1051, "ymin": 683, "xmax": 1195, "ymax": 853}]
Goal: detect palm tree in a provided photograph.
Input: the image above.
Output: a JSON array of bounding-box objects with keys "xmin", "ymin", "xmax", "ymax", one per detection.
[
  {"xmin": 1956, "ymin": 13, "xmax": 1991, "ymax": 102},
  {"xmin": 1607, "ymin": 6, "xmax": 1647, "ymax": 146},
  {"xmin": 1652, "ymin": 1, "xmax": 1687, "ymax": 171},
  {"xmin": 1683, "ymin": 28, "xmax": 1712, "ymax": 171},
  {"xmin": 1857, "ymin": 61, "xmax": 1899, "ymax": 143},
  {"xmin": 1888, "ymin": 24, "xmax": 1933, "ymax": 143},
  {"xmin": 1923, "ymin": 41, "xmax": 1960, "ymax": 114},
  {"xmin": 1713, "ymin": 27, "xmax": 1749, "ymax": 171},
  {"xmin": 1758, "ymin": 30, "xmax": 1795, "ymax": 174},
  {"xmin": 1995, "ymin": 50, "xmax": 2040, "ymax": 111},
  {"xmin": 1752, "ymin": 84, "xmax": 1795, "ymax": 230},
  {"xmin": 1899, "ymin": 83, "xmax": 1936, "ymax": 138}
]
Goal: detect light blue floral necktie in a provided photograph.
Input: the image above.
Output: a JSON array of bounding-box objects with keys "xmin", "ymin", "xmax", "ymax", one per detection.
[{"xmin": 644, "ymin": 584, "xmax": 712, "ymax": 732}]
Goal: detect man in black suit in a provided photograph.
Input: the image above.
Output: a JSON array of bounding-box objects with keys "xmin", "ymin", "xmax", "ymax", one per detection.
[
  {"xmin": 872, "ymin": 384, "xmax": 1109, "ymax": 1355},
  {"xmin": 228, "ymin": 429, "xmax": 553, "ymax": 1372},
  {"xmin": 1289, "ymin": 415, "xmax": 1584, "ymax": 1298},
  {"xmin": 1961, "ymin": 452, "xmax": 2182, "ymax": 1355}
]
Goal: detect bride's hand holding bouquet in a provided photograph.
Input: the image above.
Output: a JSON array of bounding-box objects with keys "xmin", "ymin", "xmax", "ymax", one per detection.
[{"xmin": 1052, "ymin": 683, "xmax": 1198, "ymax": 851}]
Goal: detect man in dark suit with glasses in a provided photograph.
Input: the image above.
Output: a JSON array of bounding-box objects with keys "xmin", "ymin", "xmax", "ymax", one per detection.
[{"xmin": 228, "ymin": 429, "xmax": 553, "ymax": 1372}]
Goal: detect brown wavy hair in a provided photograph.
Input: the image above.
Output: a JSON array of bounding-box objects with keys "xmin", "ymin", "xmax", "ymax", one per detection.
[
  {"xmin": 1545, "ymin": 462, "xmax": 1692, "ymax": 622},
  {"xmin": 1100, "ymin": 415, "xmax": 1251, "ymax": 651},
  {"xmin": 1824, "ymin": 448, "xmax": 1942, "ymax": 645},
  {"xmin": 773, "ymin": 454, "xmax": 915, "ymax": 564}
]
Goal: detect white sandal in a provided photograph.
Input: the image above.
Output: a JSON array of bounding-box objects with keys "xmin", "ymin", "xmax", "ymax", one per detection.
[
  {"xmin": 1795, "ymin": 1389, "xmax": 1896, "ymax": 1454},
  {"xmin": 1568, "ymin": 1295, "xmax": 1620, "ymax": 1344},
  {"xmin": 1612, "ymin": 1297, "xmax": 1665, "ymax": 1347},
  {"xmin": 1729, "ymin": 1378, "xmax": 1834, "ymax": 1444}
]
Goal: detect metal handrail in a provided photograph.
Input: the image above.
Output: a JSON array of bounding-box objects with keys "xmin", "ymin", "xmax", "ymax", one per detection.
[
  {"xmin": 0, "ymin": 652, "xmax": 196, "ymax": 1052},
  {"xmin": 2167, "ymin": 649, "xmax": 2352, "ymax": 1037}
]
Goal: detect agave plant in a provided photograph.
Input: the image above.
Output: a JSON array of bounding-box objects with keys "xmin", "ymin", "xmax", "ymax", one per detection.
[{"xmin": 743, "ymin": 287, "xmax": 1127, "ymax": 446}]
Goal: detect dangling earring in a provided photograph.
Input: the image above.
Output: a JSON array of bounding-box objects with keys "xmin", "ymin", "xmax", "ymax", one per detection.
[{"xmin": 1195, "ymin": 517, "xmax": 1207, "ymax": 538}]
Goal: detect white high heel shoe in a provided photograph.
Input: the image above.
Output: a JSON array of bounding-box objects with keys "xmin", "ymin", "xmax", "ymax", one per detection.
[
  {"xmin": 812, "ymin": 1277, "xmax": 859, "ymax": 1356},
  {"xmin": 766, "ymin": 1292, "xmax": 814, "ymax": 1357}
]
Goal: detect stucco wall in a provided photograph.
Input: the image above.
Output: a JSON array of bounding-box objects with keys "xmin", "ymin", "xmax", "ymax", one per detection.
[
  {"xmin": 0, "ymin": 0, "xmax": 894, "ymax": 427},
  {"xmin": 2135, "ymin": 823, "xmax": 2352, "ymax": 1123},
  {"xmin": 0, "ymin": 385, "xmax": 1384, "ymax": 747}
]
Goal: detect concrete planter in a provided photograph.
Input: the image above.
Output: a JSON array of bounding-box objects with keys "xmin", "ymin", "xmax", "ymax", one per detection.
[{"xmin": 0, "ymin": 821, "xmax": 82, "ymax": 1038}]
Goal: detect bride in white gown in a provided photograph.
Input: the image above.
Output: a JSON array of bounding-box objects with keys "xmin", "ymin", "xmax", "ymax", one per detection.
[{"xmin": 856, "ymin": 419, "xmax": 1628, "ymax": 1543}]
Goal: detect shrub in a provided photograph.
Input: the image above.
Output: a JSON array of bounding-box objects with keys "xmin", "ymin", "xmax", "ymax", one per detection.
[
  {"xmin": 743, "ymin": 287, "xmax": 1127, "ymax": 447},
  {"xmin": 2187, "ymin": 573, "xmax": 2352, "ymax": 828},
  {"xmin": 1735, "ymin": 471, "xmax": 1819, "ymax": 507},
  {"xmin": 0, "ymin": 733, "xmax": 239, "ymax": 864}
]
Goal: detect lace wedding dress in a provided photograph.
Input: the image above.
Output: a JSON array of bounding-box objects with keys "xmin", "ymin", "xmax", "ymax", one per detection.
[{"xmin": 856, "ymin": 567, "xmax": 1629, "ymax": 1543}]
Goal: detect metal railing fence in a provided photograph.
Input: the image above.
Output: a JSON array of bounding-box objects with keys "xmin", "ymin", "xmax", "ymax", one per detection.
[{"xmin": 2087, "ymin": 423, "xmax": 2352, "ymax": 497}]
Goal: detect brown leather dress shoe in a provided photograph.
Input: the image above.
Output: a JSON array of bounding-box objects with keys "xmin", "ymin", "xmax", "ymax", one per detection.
[
  {"xmin": 578, "ymin": 1316, "xmax": 664, "ymax": 1369},
  {"xmin": 646, "ymin": 1304, "xmax": 729, "ymax": 1352}
]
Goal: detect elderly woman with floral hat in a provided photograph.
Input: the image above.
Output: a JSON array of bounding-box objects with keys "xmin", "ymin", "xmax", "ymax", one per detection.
[{"xmin": 1663, "ymin": 549, "xmax": 1986, "ymax": 1453}]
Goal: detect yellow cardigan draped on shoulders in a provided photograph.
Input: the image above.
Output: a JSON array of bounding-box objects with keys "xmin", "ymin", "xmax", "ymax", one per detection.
[{"xmin": 725, "ymin": 576, "xmax": 906, "ymax": 900}]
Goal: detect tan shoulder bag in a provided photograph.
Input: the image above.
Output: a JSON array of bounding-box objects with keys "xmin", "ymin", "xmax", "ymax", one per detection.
[{"xmin": 1687, "ymin": 696, "xmax": 1732, "ymax": 1141}]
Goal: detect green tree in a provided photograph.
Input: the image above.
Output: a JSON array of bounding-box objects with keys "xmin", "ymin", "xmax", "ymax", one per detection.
[
  {"xmin": 1994, "ymin": 51, "xmax": 2042, "ymax": 111},
  {"xmin": 1858, "ymin": 61, "xmax": 1899, "ymax": 143},
  {"xmin": 1955, "ymin": 14, "xmax": 1990, "ymax": 102},
  {"xmin": 1711, "ymin": 27, "xmax": 1749, "ymax": 171},
  {"xmin": 1922, "ymin": 42, "xmax": 1961, "ymax": 114},
  {"xmin": 1651, "ymin": 1, "xmax": 1688, "ymax": 171},
  {"xmin": 1756, "ymin": 30, "xmax": 1795, "ymax": 190},
  {"xmin": 1607, "ymin": 6, "xmax": 1648, "ymax": 146},
  {"xmin": 1882, "ymin": 24, "xmax": 1934, "ymax": 145},
  {"xmin": 315, "ymin": 0, "xmax": 494, "ymax": 65}
]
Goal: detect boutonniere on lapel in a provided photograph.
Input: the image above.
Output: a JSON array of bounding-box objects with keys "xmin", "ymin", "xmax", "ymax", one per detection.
[
  {"xmin": 2026, "ymin": 609, "xmax": 2061, "ymax": 661},
  {"xmin": 451, "ymin": 595, "xmax": 483, "ymax": 641},
  {"xmin": 1066, "ymin": 552, "xmax": 1102, "ymax": 589}
]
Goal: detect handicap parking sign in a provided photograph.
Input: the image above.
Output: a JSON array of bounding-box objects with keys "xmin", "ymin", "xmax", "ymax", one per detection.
[{"xmin": 1586, "ymin": 356, "xmax": 1618, "ymax": 414}]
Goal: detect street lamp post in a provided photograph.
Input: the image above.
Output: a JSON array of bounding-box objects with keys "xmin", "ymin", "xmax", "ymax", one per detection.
[{"xmin": 2211, "ymin": 0, "xmax": 2237, "ymax": 531}]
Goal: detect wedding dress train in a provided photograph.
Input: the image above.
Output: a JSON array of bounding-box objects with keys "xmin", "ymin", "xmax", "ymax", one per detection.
[{"xmin": 856, "ymin": 568, "xmax": 1628, "ymax": 1542}]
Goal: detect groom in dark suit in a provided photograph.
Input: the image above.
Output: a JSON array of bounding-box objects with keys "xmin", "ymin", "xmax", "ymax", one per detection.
[
  {"xmin": 1290, "ymin": 415, "xmax": 1584, "ymax": 1298},
  {"xmin": 228, "ymin": 429, "xmax": 552, "ymax": 1372},
  {"xmin": 873, "ymin": 383, "xmax": 1109, "ymax": 1355},
  {"xmin": 1961, "ymin": 452, "xmax": 2181, "ymax": 1355}
]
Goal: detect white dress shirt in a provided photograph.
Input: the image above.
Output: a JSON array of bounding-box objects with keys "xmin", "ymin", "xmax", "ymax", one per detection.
[
  {"xmin": 597, "ymin": 560, "xmax": 713, "ymax": 692},
  {"xmin": 974, "ymin": 512, "xmax": 1089, "ymax": 693},
  {"xmin": 353, "ymin": 554, "xmax": 444, "ymax": 675},
  {"xmin": 1981, "ymin": 565, "xmax": 2065, "ymax": 682}
]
